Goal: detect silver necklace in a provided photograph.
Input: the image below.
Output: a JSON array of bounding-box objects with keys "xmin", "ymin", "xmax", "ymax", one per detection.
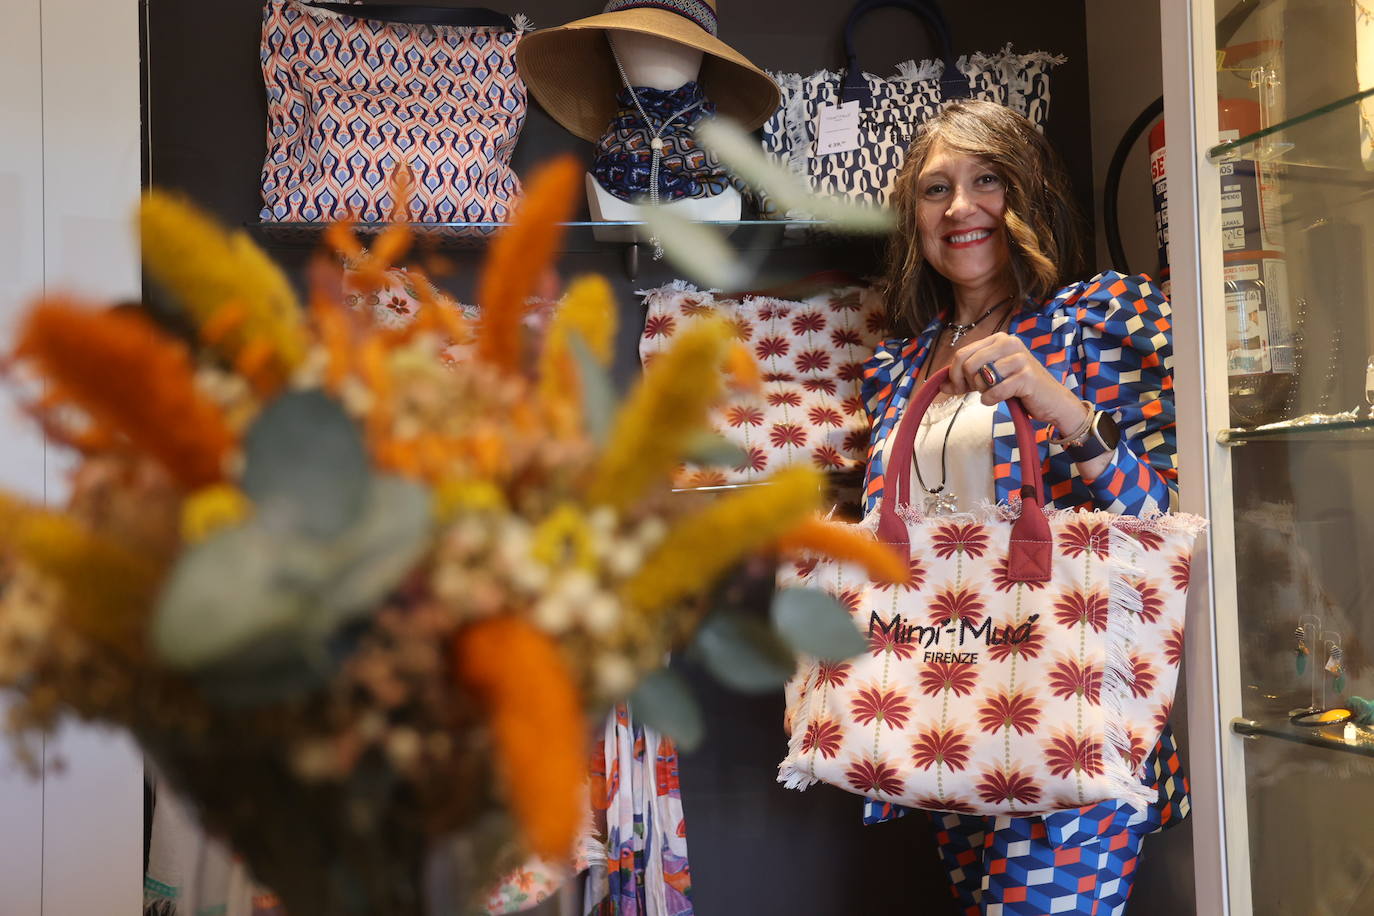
[
  {"xmin": 912, "ymin": 325, "xmax": 965, "ymax": 515},
  {"xmin": 610, "ymin": 46, "xmax": 706, "ymax": 261},
  {"xmin": 947, "ymin": 296, "xmax": 1014, "ymax": 344}
]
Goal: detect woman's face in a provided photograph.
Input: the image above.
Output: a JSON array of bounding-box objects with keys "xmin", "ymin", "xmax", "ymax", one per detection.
[{"xmin": 915, "ymin": 141, "xmax": 1011, "ymax": 295}]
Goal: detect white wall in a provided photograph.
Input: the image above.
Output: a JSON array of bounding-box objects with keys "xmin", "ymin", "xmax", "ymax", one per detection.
[{"xmin": 0, "ymin": 0, "xmax": 143, "ymax": 913}]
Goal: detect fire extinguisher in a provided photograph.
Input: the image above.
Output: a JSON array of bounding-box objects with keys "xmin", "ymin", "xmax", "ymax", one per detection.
[{"xmin": 1150, "ymin": 98, "xmax": 1294, "ymax": 425}]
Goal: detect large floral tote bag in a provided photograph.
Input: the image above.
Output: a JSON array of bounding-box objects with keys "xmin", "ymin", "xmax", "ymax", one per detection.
[{"xmin": 778, "ymin": 368, "xmax": 1206, "ymax": 816}]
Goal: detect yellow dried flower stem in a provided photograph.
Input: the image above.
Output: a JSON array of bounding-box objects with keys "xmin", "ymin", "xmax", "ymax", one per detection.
[
  {"xmin": 0, "ymin": 493, "xmax": 158, "ymax": 656},
  {"xmin": 140, "ymin": 191, "xmax": 308, "ymax": 372},
  {"xmin": 725, "ymin": 342, "xmax": 764, "ymax": 394},
  {"xmin": 310, "ymin": 294, "xmax": 354, "ymax": 393},
  {"xmin": 776, "ymin": 518, "xmax": 908, "ymax": 584},
  {"xmin": 587, "ymin": 319, "xmax": 730, "ymax": 510},
  {"xmin": 181, "ymin": 484, "xmax": 252, "ymax": 544},
  {"xmin": 622, "ymin": 466, "xmax": 823, "ymax": 616}
]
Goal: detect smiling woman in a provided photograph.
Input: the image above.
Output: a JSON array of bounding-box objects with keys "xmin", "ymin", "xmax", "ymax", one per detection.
[{"xmin": 857, "ymin": 99, "xmax": 1185, "ymax": 916}]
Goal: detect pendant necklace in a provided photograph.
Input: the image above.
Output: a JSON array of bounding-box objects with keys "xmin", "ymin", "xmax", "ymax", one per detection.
[
  {"xmin": 611, "ymin": 48, "xmax": 705, "ymax": 261},
  {"xmin": 947, "ymin": 295, "xmax": 1014, "ymax": 344},
  {"xmin": 910, "ymin": 306, "xmax": 1014, "ymax": 514},
  {"xmin": 912, "ymin": 324, "xmax": 966, "ymax": 515}
]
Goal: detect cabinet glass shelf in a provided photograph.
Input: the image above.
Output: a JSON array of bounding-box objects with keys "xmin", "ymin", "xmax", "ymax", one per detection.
[
  {"xmin": 1217, "ymin": 416, "xmax": 1374, "ymax": 444},
  {"xmin": 1232, "ymin": 715, "xmax": 1374, "ymax": 759},
  {"xmin": 1206, "ymin": 85, "xmax": 1374, "ymax": 167},
  {"xmin": 246, "ymin": 219, "xmax": 862, "ymax": 252}
]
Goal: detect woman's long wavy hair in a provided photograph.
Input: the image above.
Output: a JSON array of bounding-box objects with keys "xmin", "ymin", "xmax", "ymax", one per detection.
[{"xmin": 881, "ymin": 100, "xmax": 1087, "ymax": 335}]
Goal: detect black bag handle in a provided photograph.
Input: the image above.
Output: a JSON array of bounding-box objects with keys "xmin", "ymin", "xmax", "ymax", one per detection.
[
  {"xmin": 305, "ymin": 2, "xmax": 515, "ymax": 29},
  {"xmin": 839, "ymin": 0, "xmax": 971, "ymax": 106}
]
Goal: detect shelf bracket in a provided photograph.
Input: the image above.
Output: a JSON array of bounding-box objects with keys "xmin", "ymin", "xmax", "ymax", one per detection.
[{"xmin": 623, "ymin": 242, "xmax": 640, "ymax": 282}]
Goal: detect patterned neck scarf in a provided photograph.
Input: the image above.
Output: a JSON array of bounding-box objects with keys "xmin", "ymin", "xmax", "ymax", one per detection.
[{"xmin": 591, "ymin": 82, "xmax": 739, "ymax": 203}]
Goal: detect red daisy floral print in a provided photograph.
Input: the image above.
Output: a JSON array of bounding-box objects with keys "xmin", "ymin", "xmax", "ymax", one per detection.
[
  {"xmin": 986, "ymin": 622, "xmax": 1045, "ymax": 662},
  {"xmin": 831, "ymin": 328, "xmax": 862, "ymax": 348},
  {"xmin": 643, "ymin": 314, "xmax": 676, "ymax": 338},
  {"xmin": 815, "ymin": 660, "xmax": 852, "ymax": 689},
  {"xmin": 978, "ymin": 690, "xmax": 1042, "ymax": 736},
  {"xmin": 1048, "ymin": 656, "xmax": 1103, "ymax": 704},
  {"xmin": 754, "ymin": 336, "xmax": 790, "ymax": 360},
  {"xmin": 911, "ymin": 727, "xmax": 972, "ymax": 771},
  {"xmin": 1053, "ymin": 587, "xmax": 1109, "ymax": 633},
  {"xmin": 801, "ymin": 719, "xmax": 843, "ymax": 759},
  {"xmin": 766, "ymin": 390, "xmax": 803, "ymax": 408},
  {"xmin": 976, "ymin": 766, "xmax": 1042, "ymax": 808},
  {"xmin": 928, "ymin": 585, "xmax": 985, "ymax": 626},
  {"xmin": 725, "ymin": 405, "xmax": 764, "ymax": 428},
  {"xmin": 807, "ymin": 405, "xmax": 844, "ymax": 428},
  {"xmin": 1170, "ymin": 553, "xmax": 1191, "ymax": 591},
  {"xmin": 1043, "ymin": 730, "xmax": 1105, "ymax": 779},
  {"xmin": 846, "ymin": 757, "xmax": 904, "ymax": 797},
  {"xmin": 812, "ymin": 446, "xmax": 845, "ymax": 469},
  {"xmin": 920, "ymin": 661, "xmax": 978, "ymax": 697},
  {"xmin": 769, "ymin": 424, "xmax": 807, "ymax": 448},
  {"xmin": 991, "ymin": 555, "xmax": 1050, "ymax": 592},
  {"xmin": 1163, "ymin": 625, "xmax": 1185, "ymax": 667},
  {"xmin": 801, "ymin": 377, "xmax": 838, "ymax": 395},
  {"xmin": 734, "ymin": 446, "xmax": 768, "ymax": 473},
  {"xmin": 1060, "ymin": 518, "xmax": 1111, "ymax": 558},
  {"xmin": 791, "ymin": 311, "xmax": 827, "ymax": 335},
  {"xmin": 1134, "ymin": 577, "xmax": 1164, "ymax": 624},
  {"xmin": 796, "ymin": 349, "xmax": 832, "ymax": 373},
  {"xmin": 931, "ymin": 522, "xmax": 990, "ymax": 559},
  {"xmin": 850, "ymin": 686, "xmax": 913, "ymax": 730},
  {"xmin": 1128, "ymin": 653, "xmax": 1157, "ymax": 699}
]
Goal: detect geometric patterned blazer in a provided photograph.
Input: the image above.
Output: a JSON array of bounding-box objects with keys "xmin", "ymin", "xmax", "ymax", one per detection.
[{"xmin": 857, "ymin": 272, "xmax": 1189, "ymax": 837}]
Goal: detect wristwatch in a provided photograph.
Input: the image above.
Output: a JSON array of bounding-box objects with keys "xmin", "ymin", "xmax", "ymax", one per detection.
[{"xmin": 1064, "ymin": 409, "xmax": 1121, "ymax": 463}]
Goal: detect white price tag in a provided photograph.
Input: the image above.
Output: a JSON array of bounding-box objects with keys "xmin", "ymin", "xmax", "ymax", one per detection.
[{"xmin": 816, "ymin": 101, "xmax": 862, "ymax": 156}]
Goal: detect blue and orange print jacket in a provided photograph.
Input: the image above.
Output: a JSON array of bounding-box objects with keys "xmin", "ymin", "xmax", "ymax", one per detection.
[{"xmin": 857, "ymin": 271, "xmax": 1189, "ymax": 838}]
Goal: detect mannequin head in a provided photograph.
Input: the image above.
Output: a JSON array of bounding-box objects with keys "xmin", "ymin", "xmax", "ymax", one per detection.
[{"xmin": 608, "ymin": 30, "xmax": 704, "ymax": 90}]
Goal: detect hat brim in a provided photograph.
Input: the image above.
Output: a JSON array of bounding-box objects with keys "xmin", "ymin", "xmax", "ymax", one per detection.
[{"xmin": 517, "ymin": 15, "xmax": 780, "ymax": 142}]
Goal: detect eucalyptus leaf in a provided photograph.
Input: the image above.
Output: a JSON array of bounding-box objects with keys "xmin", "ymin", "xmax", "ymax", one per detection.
[
  {"xmin": 629, "ymin": 669, "xmax": 704, "ymax": 751},
  {"xmin": 152, "ymin": 520, "xmax": 319, "ymax": 671},
  {"xmin": 567, "ymin": 332, "xmax": 617, "ymax": 446},
  {"xmin": 683, "ymin": 431, "xmax": 749, "ymax": 470},
  {"xmin": 771, "ymin": 587, "xmax": 867, "ymax": 661},
  {"xmin": 317, "ymin": 475, "xmax": 432, "ymax": 626},
  {"xmin": 692, "ymin": 612, "xmax": 796, "ymax": 693},
  {"xmin": 639, "ymin": 206, "xmax": 754, "ymax": 290},
  {"xmin": 241, "ymin": 389, "xmax": 370, "ymax": 539}
]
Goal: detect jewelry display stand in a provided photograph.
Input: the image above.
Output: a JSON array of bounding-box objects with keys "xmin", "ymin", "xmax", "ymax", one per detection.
[{"xmin": 1292, "ymin": 621, "xmax": 1350, "ymax": 727}]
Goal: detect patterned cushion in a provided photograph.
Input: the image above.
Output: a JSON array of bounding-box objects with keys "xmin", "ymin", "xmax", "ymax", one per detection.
[
  {"xmin": 778, "ymin": 508, "xmax": 1204, "ymax": 817},
  {"xmin": 638, "ymin": 280, "xmax": 890, "ymax": 486}
]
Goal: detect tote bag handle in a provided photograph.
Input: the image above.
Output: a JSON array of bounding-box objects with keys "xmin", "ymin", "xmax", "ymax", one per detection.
[
  {"xmin": 874, "ymin": 366, "xmax": 1052, "ymax": 582},
  {"xmin": 838, "ymin": 0, "xmax": 971, "ymax": 106},
  {"xmin": 303, "ymin": 2, "xmax": 515, "ymax": 29}
]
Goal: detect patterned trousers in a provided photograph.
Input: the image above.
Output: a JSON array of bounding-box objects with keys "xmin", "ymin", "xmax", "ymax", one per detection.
[{"xmin": 931, "ymin": 812, "xmax": 1146, "ymax": 916}]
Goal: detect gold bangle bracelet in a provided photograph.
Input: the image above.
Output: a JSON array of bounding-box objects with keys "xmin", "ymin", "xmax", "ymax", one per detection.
[{"xmin": 1048, "ymin": 399, "xmax": 1096, "ymax": 446}]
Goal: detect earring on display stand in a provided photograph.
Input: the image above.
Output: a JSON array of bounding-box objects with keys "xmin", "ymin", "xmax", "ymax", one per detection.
[
  {"xmin": 1290, "ymin": 614, "xmax": 1322, "ymax": 718},
  {"xmin": 1292, "ymin": 629, "xmax": 1351, "ymax": 728}
]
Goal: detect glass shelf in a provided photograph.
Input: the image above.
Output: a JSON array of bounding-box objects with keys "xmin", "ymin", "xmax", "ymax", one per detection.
[
  {"xmin": 1217, "ymin": 415, "xmax": 1374, "ymax": 444},
  {"xmin": 246, "ymin": 219, "xmax": 858, "ymax": 253},
  {"xmin": 1232, "ymin": 715, "xmax": 1374, "ymax": 759},
  {"xmin": 1206, "ymin": 86, "xmax": 1374, "ymax": 167}
]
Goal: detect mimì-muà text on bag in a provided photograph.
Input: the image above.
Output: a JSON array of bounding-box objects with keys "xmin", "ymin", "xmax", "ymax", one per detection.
[{"xmin": 778, "ymin": 368, "xmax": 1205, "ymax": 816}]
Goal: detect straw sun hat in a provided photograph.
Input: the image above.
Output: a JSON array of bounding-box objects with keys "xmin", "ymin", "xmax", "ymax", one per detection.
[{"xmin": 516, "ymin": 0, "xmax": 781, "ymax": 142}]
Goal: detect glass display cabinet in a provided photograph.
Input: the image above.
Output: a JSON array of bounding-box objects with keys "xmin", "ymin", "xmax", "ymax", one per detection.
[{"xmin": 1163, "ymin": 1, "xmax": 1374, "ymax": 913}]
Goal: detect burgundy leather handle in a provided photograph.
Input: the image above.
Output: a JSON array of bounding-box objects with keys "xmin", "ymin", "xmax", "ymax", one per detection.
[{"xmin": 875, "ymin": 367, "xmax": 1052, "ymax": 582}]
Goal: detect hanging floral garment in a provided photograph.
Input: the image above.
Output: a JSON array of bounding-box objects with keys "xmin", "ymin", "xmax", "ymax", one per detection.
[{"xmin": 583, "ymin": 705, "xmax": 693, "ymax": 916}]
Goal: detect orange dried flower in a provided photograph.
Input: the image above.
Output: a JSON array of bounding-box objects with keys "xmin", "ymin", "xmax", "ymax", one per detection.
[
  {"xmin": 452, "ymin": 617, "xmax": 586, "ymax": 860},
  {"xmin": 476, "ymin": 156, "xmax": 580, "ymax": 373},
  {"xmin": 14, "ymin": 300, "xmax": 233, "ymax": 489},
  {"xmin": 776, "ymin": 518, "xmax": 908, "ymax": 584}
]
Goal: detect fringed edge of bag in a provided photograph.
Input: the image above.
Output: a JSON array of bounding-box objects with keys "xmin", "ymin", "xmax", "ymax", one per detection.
[
  {"xmin": 1099, "ymin": 527, "xmax": 1161, "ymax": 809},
  {"xmin": 777, "ymin": 654, "xmax": 823, "ymax": 791},
  {"xmin": 879, "ymin": 498, "xmax": 1207, "ymax": 541},
  {"xmin": 893, "ymin": 58, "xmax": 945, "ymax": 82}
]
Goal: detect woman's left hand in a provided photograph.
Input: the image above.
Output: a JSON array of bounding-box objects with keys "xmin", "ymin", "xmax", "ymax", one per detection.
[{"xmin": 941, "ymin": 332, "xmax": 1089, "ymax": 435}]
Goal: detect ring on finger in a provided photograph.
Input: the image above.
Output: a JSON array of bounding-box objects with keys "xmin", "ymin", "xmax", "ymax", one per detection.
[{"xmin": 979, "ymin": 361, "xmax": 1005, "ymax": 389}]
